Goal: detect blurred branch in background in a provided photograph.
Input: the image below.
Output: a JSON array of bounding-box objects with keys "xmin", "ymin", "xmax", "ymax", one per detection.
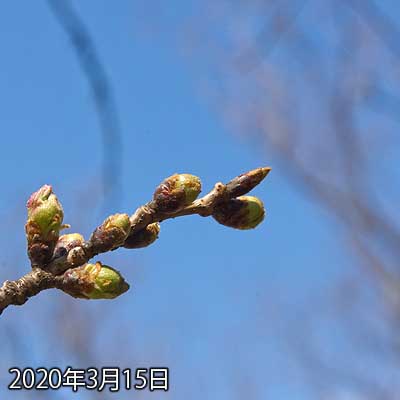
[
  {"xmin": 47, "ymin": 0, "xmax": 123, "ymax": 209},
  {"xmin": 184, "ymin": 0, "xmax": 400, "ymax": 397}
]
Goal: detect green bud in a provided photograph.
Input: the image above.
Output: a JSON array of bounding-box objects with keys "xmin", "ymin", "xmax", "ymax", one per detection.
[
  {"xmin": 62, "ymin": 262, "xmax": 129, "ymax": 300},
  {"xmin": 54, "ymin": 233, "xmax": 85, "ymax": 258},
  {"xmin": 25, "ymin": 185, "xmax": 67, "ymax": 265},
  {"xmin": 153, "ymin": 173, "xmax": 202, "ymax": 212},
  {"xmin": 123, "ymin": 223, "xmax": 160, "ymax": 249},
  {"xmin": 90, "ymin": 213, "xmax": 131, "ymax": 253},
  {"xmin": 212, "ymin": 195, "xmax": 265, "ymax": 230},
  {"xmin": 85, "ymin": 263, "xmax": 129, "ymax": 299}
]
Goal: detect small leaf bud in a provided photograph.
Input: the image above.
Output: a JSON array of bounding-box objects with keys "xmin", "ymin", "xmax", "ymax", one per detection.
[{"xmin": 225, "ymin": 167, "xmax": 271, "ymax": 198}]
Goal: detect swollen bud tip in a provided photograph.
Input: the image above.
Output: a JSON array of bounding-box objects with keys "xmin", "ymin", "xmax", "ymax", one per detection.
[
  {"xmin": 25, "ymin": 185, "xmax": 66, "ymax": 265},
  {"xmin": 212, "ymin": 195, "xmax": 265, "ymax": 230},
  {"xmin": 90, "ymin": 213, "xmax": 131, "ymax": 253},
  {"xmin": 153, "ymin": 173, "xmax": 201, "ymax": 212},
  {"xmin": 62, "ymin": 262, "xmax": 129, "ymax": 300},
  {"xmin": 124, "ymin": 223, "xmax": 160, "ymax": 249}
]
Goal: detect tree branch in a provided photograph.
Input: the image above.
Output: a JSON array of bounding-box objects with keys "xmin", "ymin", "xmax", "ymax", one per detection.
[
  {"xmin": 0, "ymin": 167, "xmax": 270, "ymax": 315},
  {"xmin": 0, "ymin": 269, "xmax": 64, "ymax": 313},
  {"xmin": 47, "ymin": 0, "xmax": 123, "ymax": 207}
]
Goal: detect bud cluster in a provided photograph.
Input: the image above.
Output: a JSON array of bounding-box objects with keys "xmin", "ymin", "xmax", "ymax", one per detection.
[{"xmin": 20, "ymin": 167, "xmax": 270, "ymax": 309}]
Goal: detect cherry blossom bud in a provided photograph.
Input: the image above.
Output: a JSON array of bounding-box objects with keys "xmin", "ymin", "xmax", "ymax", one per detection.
[
  {"xmin": 212, "ymin": 196, "xmax": 265, "ymax": 230},
  {"xmin": 62, "ymin": 262, "xmax": 129, "ymax": 300},
  {"xmin": 90, "ymin": 213, "xmax": 131, "ymax": 253},
  {"xmin": 153, "ymin": 173, "xmax": 201, "ymax": 213},
  {"xmin": 25, "ymin": 185, "xmax": 68, "ymax": 265},
  {"xmin": 123, "ymin": 223, "xmax": 160, "ymax": 249},
  {"xmin": 54, "ymin": 233, "xmax": 84, "ymax": 258}
]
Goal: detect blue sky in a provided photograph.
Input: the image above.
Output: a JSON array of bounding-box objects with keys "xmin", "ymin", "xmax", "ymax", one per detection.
[{"xmin": 0, "ymin": 2, "xmax": 353, "ymax": 399}]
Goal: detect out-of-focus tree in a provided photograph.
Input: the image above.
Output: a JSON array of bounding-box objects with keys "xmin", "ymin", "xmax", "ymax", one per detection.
[{"xmin": 182, "ymin": 0, "xmax": 400, "ymax": 398}]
